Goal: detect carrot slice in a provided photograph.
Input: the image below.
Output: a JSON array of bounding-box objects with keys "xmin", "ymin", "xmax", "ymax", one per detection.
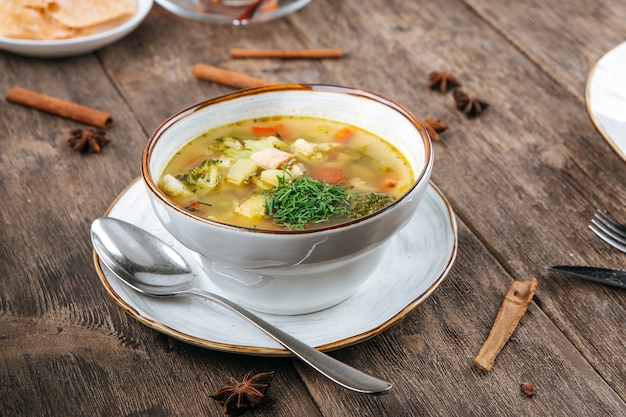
[
  {"xmin": 381, "ymin": 173, "xmax": 399, "ymax": 191},
  {"xmin": 334, "ymin": 126, "xmax": 353, "ymax": 142},
  {"xmin": 309, "ymin": 167, "xmax": 345, "ymax": 184},
  {"xmin": 252, "ymin": 123, "xmax": 288, "ymax": 137}
]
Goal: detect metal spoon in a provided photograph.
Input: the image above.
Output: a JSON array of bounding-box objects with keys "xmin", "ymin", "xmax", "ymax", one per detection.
[{"xmin": 90, "ymin": 217, "xmax": 393, "ymax": 394}]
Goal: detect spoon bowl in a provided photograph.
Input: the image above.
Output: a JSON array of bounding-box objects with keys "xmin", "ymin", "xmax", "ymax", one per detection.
[{"xmin": 90, "ymin": 217, "xmax": 393, "ymax": 394}]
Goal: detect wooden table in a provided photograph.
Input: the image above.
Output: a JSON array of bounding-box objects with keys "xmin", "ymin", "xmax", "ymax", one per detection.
[{"xmin": 2, "ymin": 1, "xmax": 625, "ymax": 415}]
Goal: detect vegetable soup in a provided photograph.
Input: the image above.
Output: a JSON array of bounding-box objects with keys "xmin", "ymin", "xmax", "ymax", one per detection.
[{"xmin": 158, "ymin": 116, "xmax": 414, "ymax": 230}]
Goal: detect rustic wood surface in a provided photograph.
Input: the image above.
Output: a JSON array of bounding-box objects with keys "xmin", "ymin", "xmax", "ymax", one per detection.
[{"xmin": 1, "ymin": 0, "xmax": 625, "ymax": 416}]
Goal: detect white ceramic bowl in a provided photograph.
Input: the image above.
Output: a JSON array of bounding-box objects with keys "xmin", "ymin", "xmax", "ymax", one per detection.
[
  {"xmin": 142, "ymin": 84, "xmax": 433, "ymax": 315},
  {"xmin": 0, "ymin": 0, "xmax": 152, "ymax": 58}
]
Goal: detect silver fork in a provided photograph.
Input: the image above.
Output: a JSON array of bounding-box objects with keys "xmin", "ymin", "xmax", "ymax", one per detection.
[{"xmin": 589, "ymin": 209, "xmax": 626, "ymax": 254}]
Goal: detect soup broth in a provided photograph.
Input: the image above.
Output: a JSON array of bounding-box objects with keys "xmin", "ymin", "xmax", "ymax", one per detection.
[{"xmin": 159, "ymin": 116, "xmax": 414, "ymax": 230}]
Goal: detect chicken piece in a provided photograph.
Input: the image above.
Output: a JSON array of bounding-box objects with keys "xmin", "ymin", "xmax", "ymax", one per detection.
[
  {"xmin": 250, "ymin": 148, "xmax": 295, "ymax": 169},
  {"xmin": 244, "ymin": 135, "xmax": 288, "ymax": 151}
]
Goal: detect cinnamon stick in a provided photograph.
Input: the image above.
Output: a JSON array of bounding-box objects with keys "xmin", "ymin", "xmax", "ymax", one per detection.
[
  {"xmin": 6, "ymin": 87, "xmax": 112, "ymax": 128},
  {"xmin": 473, "ymin": 277, "xmax": 538, "ymax": 372},
  {"xmin": 230, "ymin": 48, "xmax": 343, "ymax": 59},
  {"xmin": 192, "ymin": 64, "xmax": 275, "ymax": 89}
]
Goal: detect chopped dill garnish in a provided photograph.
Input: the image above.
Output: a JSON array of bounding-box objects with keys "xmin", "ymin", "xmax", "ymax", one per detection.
[
  {"xmin": 349, "ymin": 193, "xmax": 395, "ymax": 218},
  {"xmin": 264, "ymin": 175, "xmax": 350, "ymax": 229}
]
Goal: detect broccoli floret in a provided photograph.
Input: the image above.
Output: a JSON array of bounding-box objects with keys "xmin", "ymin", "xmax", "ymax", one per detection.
[
  {"xmin": 209, "ymin": 136, "xmax": 243, "ymax": 152},
  {"xmin": 210, "ymin": 137, "xmax": 253, "ymax": 158},
  {"xmin": 349, "ymin": 192, "xmax": 395, "ymax": 219},
  {"xmin": 181, "ymin": 159, "xmax": 221, "ymax": 191}
]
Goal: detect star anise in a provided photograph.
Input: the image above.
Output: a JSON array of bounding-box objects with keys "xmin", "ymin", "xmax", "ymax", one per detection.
[
  {"xmin": 428, "ymin": 70, "xmax": 461, "ymax": 93},
  {"xmin": 420, "ymin": 115, "xmax": 448, "ymax": 141},
  {"xmin": 68, "ymin": 127, "xmax": 109, "ymax": 153},
  {"xmin": 453, "ymin": 89, "xmax": 489, "ymax": 117},
  {"xmin": 210, "ymin": 370, "xmax": 275, "ymax": 415}
]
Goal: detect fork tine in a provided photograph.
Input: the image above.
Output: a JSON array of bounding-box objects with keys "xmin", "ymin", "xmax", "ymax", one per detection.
[
  {"xmin": 593, "ymin": 210, "xmax": 626, "ymax": 237},
  {"xmin": 589, "ymin": 220, "xmax": 626, "ymax": 254}
]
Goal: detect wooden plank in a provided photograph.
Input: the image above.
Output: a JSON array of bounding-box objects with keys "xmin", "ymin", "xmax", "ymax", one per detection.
[
  {"xmin": 1, "ymin": 316, "xmax": 321, "ymax": 416},
  {"xmin": 464, "ymin": 0, "xmax": 626, "ymax": 99},
  {"xmin": 0, "ymin": 18, "xmax": 322, "ymax": 417},
  {"xmin": 96, "ymin": 7, "xmax": 337, "ymax": 133}
]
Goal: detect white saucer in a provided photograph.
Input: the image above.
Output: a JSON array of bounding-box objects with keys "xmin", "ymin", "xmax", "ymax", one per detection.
[
  {"xmin": 0, "ymin": 0, "xmax": 152, "ymax": 58},
  {"xmin": 586, "ymin": 41, "xmax": 626, "ymax": 162},
  {"xmin": 94, "ymin": 178, "xmax": 458, "ymax": 356}
]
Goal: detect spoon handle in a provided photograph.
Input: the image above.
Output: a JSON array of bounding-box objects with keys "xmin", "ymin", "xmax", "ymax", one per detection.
[{"xmin": 187, "ymin": 288, "xmax": 393, "ymax": 394}]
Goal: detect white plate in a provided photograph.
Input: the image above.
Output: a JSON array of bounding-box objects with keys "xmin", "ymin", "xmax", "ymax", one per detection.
[
  {"xmin": 586, "ymin": 41, "xmax": 626, "ymax": 161},
  {"xmin": 93, "ymin": 178, "xmax": 458, "ymax": 356},
  {"xmin": 155, "ymin": 0, "xmax": 310, "ymax": 24},
  {"xmin": 0, "ymin": 0, "xmax": 153, "ymax": 58}
]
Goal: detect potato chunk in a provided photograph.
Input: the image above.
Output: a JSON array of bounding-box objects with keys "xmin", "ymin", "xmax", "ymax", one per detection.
[{"xmin": 244, "ymin": 135, "xmax": 288, "ymax": 151}]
